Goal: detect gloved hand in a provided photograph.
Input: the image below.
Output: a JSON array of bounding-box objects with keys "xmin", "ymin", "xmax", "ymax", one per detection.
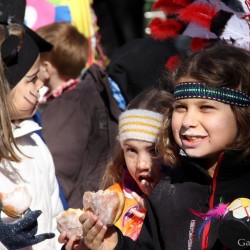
[{"xmin": 0, "ymin": 201, "xmax": 55, "ymax": 250}]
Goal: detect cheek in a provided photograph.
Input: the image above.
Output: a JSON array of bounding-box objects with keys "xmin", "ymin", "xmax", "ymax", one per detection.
[
  {"xmin": 208, "ymin": 116, "xmax": 238, "ymax": 143},
  {"xmin": 172, "ymin": 114, "xmax": 181, "ymax": 133},
  {"xmin": 124, "ymin": 155, "xmax": 137, "ymax": 170},
  {"xmin": 171, "ymin": 118, "xmax": 181, "ymax": 144}
]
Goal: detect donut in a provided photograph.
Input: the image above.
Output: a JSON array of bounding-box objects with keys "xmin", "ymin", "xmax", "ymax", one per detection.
[
  {"xmin": 83, "ymin": 189, "xmax": 125, "ymax": 226},
  {"xmin": 57, "ymin": 208, "xmax": 85, "ymax": 239},
  {"xmin": 0, "ymin": 186, "xmax": 32, "ymax": 218}
]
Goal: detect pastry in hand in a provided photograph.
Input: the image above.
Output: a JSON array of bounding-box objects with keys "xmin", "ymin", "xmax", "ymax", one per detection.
[
  {"xmin": 83, "ymin": 189, "xmax": 125, "ymax": 226},
  {"xmin": 0, "ymin": 186, "xmax": 32, "ymax": 218},
  {"xmin": 57, "ymin": 208, "xmax": 85, "ymax": 239}
]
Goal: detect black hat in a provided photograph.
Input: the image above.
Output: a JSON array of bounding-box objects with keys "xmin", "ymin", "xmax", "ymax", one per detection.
[
  {"xmin": 1, "ymin": 34, "xmax": 39, "ymax": 88},
  {"xmin": 0, "ymin": 24, "xmax": 53, "ymax": 87}
]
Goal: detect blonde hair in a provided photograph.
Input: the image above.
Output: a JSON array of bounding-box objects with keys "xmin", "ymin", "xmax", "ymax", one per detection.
[
  {"xmin": 0, "ymin": 23, "xmax": 28, "ymax": 162},
  {"xmin": 0, "ymin": 56, "xmax": 21, "ymax": 162}
]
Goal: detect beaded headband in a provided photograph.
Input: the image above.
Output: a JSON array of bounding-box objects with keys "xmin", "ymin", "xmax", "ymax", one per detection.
[
  {"xmin": 119, "ymin": 109, "xmax": 163, "ymax": 144},
  {"xmin": 174, "ymin": 82, "xmax": 250, "ymax": 107}
]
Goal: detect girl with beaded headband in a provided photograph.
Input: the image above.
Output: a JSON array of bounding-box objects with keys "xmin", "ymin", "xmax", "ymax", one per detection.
[
  {"xmin": 59, "ymin": 87, "xmax": 174, "ymax": 249},
  {"xmin": 67, "ymin": 44, "xmax": 250, "ymax": 250},
  {"xmin": 160, "ymin": 43, "xmax": 250, "ymax": 250}
]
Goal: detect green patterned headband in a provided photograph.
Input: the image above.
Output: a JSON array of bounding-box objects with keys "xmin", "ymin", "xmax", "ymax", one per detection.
[{"xmin": 174, "ymin": 82, "xmax": 250, "ymax": 107}]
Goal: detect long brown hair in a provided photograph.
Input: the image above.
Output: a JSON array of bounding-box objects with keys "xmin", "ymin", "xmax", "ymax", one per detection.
[{"xmin": 100, "ymin": 87, "xmax": 174, "ymax": 189}]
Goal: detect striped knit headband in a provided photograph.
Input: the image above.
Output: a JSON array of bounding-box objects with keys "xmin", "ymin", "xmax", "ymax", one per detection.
[
  {"xmin": 174, "ymin": 82, "xmax": 250, "ymax": 107},
  {"xmin": 118, "ymin": 109, "xmax": 163, "ymax": 144}
]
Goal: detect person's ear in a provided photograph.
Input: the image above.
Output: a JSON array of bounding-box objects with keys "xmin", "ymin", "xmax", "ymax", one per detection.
[{"xmin": 39, "ymin": 60, "xmax": 55, "ymax": 80}]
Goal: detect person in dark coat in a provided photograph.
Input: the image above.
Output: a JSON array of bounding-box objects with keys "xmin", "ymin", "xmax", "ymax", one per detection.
[
  {"xmin": 36, "ymin": 23, "xmax": 120, "ymax": 209},
  {"xmin": 41, "ymin": 64, "xmax": 120, "ymax": 208}
]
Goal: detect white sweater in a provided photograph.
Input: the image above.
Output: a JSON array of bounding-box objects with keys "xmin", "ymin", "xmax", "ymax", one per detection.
[{"xmin": 0, "ymin": 119, "xmax": 64, "ymax": 250}]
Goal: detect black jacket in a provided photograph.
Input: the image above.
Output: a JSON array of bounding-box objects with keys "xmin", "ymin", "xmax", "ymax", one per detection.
[{"xmin": 116, "ymin": 151, "xmax": 250, "ymax": 250}]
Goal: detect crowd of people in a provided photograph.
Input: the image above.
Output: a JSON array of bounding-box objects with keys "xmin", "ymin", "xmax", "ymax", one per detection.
[{"xmin": 0, "ymin": 0, "xmax": 249, "ymax": 250}]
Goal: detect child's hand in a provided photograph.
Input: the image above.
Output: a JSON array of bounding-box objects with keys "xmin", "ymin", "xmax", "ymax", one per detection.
[
  {"xmin": 59, "ymin": 232, "xmax": 89, "ymax": 250},
  {"xmin": 131, "ymin": 192, "xmax": 147, "ymax": 219},
  {"xmin": 58, "ymin": 231, "xmax": 69, "ymax": 245},
  {"xmin": 80, "ymin": 211, "xmax": 118, "ymax": 250}
]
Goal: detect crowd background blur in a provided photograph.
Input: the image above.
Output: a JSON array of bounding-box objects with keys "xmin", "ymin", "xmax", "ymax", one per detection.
[{"xmin": 1, "ymin": 0, "xmax": 249, "ymax": 210}]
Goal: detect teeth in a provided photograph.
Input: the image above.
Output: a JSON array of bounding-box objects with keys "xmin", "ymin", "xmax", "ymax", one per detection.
[
  {"xmin": 141, "ymin": 179, "xmax": 147, "ymax": 185},
  {"xmin": 185, "ymin": 136, "xmax": 204, "ymax": 141}
]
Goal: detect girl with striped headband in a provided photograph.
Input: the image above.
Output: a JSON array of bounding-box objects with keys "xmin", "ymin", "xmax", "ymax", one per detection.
[{"xmin": 60, "ymin": 87, "xmax": 174, "ymax": 249}]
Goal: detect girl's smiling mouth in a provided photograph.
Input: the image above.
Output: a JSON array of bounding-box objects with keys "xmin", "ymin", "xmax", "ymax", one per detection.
[{"xmin": 181, "ymin": 135, "xmax": 208, "ymax": 147}]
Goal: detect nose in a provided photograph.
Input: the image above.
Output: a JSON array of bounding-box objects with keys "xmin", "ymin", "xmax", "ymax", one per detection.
[
  {"xmin": 136, "ymin": 154, "xmax": 151, "ymax": 171},
  {"xmin": 182, "ymin": 109, "xmax": 198, "ymax": 129},
  {"xmin": 36, "ymin": 78, "xmax": 44, "ymax": 90}
]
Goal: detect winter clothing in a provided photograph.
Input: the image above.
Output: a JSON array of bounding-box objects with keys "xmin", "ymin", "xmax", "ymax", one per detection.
[
  {"xmin": 108, "ymin": 171, "xmax": 145, "ymax": 241},
  {"xmin": 41, "ymin": 64, "xmax": 120, "ymax": 208},
  {"xmin": 106, "ymin": 36, "xmax": 177, "ymax": 103},
  {"xmin": 118, "ymin": 109, "xmax": 163, "ymax": 144},
  {"xmin": 0, "ymin": 205, "xmax": 55, "ymax": 250},
  {"xmin": 115, "ymin": 151, "xmax": 250, "ymax": 250},
  {"xmin": 0, "ymin": 119, "xmax": 64, "ymax": 250}
]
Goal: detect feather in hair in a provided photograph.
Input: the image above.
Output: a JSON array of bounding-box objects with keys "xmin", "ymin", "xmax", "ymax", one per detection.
[
  {"xmin": 165, "ymin": 54, "xmax": 181, "ymax": 72},
  {"xmin": 178, "ymin": 3, "xmax": 217, "ymax": 29},
  {"xmin": 153, "ymin": 0, "xmax": 193, "ymax": 14},
  {"xmin": 190, "ymin": 37, "xmax": 210, "ymax": 51},
  {"xmin": 150, "ymin": 18, "xmax": 183, "ymax": 40}
]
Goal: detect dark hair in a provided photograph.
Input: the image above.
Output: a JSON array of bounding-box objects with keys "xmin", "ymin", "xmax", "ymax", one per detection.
[
  {"xmin": 174, "ymin": 44, "xmax": 250, "ymax": 159},
  {"xmin": 101, "ymin": 87, "xmax": 174, "ymax": 189}
]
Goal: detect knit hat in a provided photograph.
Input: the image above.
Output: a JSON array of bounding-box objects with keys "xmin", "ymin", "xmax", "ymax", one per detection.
[{"xmin": 118, "ymin": 109, "xmax": 163, "ymax": 144}]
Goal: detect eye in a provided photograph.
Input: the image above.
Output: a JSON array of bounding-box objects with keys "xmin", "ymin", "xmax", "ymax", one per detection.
[
  {"xmin": 31, "ymin": 75, "xmax": 38, "ymax": 83},
  {"xmin": 125, "ymin": 147, "xmax": 137, "ymax": 153},
  {"xmin": 173, "ymin": 104, "xmax": 186, "ymax": 112},
  {"xmin": 149, "ymin": 148, "xmax": 158, "ymax": 158},
  {"xmin": 200, "ymin": 105, "xmax": 215, "ymax": 110},
  {"xmin": 26, "ymin": 75, "xmax": 38, "ymax": 84}
]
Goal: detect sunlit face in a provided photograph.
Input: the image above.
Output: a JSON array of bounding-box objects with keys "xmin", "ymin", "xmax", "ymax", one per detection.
[
  {"xmin": 172, "ymin": 97, "xmax": 238, "ymax": 163},
  {"xmin": 123, "ymin": 139, "xmax": 165, "ymax": 196},
  {"xmin": 9, "ymin": 55, "xmax": 44, "ymax": 120}
]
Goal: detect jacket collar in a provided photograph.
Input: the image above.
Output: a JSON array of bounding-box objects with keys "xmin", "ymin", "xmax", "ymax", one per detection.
[
  {"xmin": 171, "ymin": 151, "xmax": 250, "ymax": 184},
  {"xmin": 12, "ymin": 119, "xmax": 41, "ymax": 138}
]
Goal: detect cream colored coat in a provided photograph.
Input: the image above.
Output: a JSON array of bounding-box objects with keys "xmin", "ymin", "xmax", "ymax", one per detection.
[{"xmin": 0, "ymin": 119, "xmax": 64, "ymax": 250}]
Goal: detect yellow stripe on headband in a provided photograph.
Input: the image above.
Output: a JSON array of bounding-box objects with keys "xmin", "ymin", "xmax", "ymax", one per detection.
[
  {"xmin": 118, "ymin": 109, "xmax": 163, "ymax": 143},
  {"xmin": 120, "ymin": 129, "xmax": 158, "ymax": 137},
  {"xmin": 119, "ymin": 115, "xmax": 162, "ymax": 123},
  {"xmin": 119, "ymin": 121, "xmax": 161, "ymax": 130}
]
